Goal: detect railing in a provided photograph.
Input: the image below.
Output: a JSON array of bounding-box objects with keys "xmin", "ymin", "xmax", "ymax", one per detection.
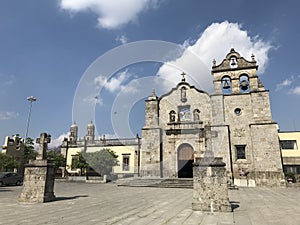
[
  {"xmin": 70, "ymin": 138, "xmax": 140, "ymax": 147},
  {"xmin": 165, "ymin": 121, "xmax": 204, "ymax": 135},
  {"xmin": 167, "ymin": 121, "xmax": 204, "ymax": 129}
]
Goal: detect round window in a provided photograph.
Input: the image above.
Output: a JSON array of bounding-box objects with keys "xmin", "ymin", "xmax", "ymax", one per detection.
[{"xmin": 234, "ymin": 108, "xmax": 241, "ymax": 115}]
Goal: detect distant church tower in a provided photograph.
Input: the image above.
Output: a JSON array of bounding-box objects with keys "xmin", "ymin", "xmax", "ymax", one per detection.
[
  {"xmin": 69, "ymin": 122, "xmax": 78, "ymax": 144},
  {"xmin": 86, "ymin": 121, "xmax": 95, "ymax": 142}
]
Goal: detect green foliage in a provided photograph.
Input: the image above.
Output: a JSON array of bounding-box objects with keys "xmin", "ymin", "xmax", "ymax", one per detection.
[
  {"xmin": 285, "ymin": 172, "xmax": 296, "ymax": 183},
  {"xmin": 82, "ymin": 149, "xmax": 119, "ymax": 175},
  {"xmin": 23, "ymin": 137, "xmax": 38, "ymax": 164},
  {"xmin": 0, "ymin": 154, "xmax": 19, "ymax": 172},
  {"xmin": 71, "ymin": 152, "xmax": 89, "ymax": 175},
  {"xmin": 47, "ymin": 150, "xmax": 66, "ymax": 169}
]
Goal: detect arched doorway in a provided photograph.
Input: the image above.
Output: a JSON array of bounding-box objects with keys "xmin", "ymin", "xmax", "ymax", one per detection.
[{"xmin": 177, "ymin": 143, "xmax": 194, "ymax": 178}]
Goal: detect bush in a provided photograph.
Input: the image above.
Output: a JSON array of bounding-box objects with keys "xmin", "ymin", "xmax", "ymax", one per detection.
[{"xmin": 285, "ymin": 172, "xmax": 296, "ymax": 183}]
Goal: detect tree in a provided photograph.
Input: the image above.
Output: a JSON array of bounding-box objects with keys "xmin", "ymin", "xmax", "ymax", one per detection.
[
  {"xmin": 47, "ymin": 150, "xmax": 66, "ymax": 169},
  {"xmin": 71, "ymin": 152, "xmax": 89, "ymax": 175},
  {"xmin": 82, "ymin": 149, "xmax": 119, "ymax": 176},
  {"xmin": 0, "ymin": 154, "xmax": 19, "ymax": 172},
  {"xmin": 23, "ymin": 137, "xmax": 38, "ymax": 164}
]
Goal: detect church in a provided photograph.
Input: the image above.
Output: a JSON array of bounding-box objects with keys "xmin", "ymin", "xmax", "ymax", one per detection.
[
  {"xmin": 140, "ymin": 49, "xmax": 284, "ymax": 186},
  {"xmin": 63, "ymin": 49, "xmax": 285, "ymax": 187}
]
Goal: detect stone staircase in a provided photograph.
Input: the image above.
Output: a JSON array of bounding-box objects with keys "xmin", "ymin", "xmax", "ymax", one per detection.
[{"xmin": 115, "ymin": 177, "xmax": 193, "ymax": 188}]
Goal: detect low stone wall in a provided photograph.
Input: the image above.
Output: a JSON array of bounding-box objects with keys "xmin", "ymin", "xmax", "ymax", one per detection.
[
  {"xmin": 233, "ymin": 171, "xmax": 286, "ymax": 187},
  {"xmin": 67, "ymin": 176, "xmax": 86, "ymax": 182}
]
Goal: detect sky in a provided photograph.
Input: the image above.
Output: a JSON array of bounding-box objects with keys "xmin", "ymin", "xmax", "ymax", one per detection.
[{"xmin": 0, "ymin": 0, "xmax": 300, "ymax": 148}]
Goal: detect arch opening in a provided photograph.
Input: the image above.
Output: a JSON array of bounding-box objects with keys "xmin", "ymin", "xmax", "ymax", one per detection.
[{"xmin": 177, "ymin": 143, "xmax": 194, "ymax": 178}]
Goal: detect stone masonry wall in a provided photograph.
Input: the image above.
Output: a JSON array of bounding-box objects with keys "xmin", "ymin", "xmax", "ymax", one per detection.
[
  {"xmin": 193, "ymin": 157, "xmax": 231, "ymax": 212},
  {"xmin": 19, "ymin": 160, "xmax": 55, "ymax": 203}
]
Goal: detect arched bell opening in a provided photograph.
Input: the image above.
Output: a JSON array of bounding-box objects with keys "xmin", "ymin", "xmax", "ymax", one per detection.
[
  {"xmin": 221, "ymin": 76, "xmax": 232, "ymax": 94},
  {"xmin": 239, "ymin": 74, "xmax": 250, "ymax": 93}
]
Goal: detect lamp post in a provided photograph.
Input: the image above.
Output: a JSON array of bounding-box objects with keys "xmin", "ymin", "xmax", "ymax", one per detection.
[{"xmin": 25, "ymin": 96, "xmax": 36, "ymax": 141}]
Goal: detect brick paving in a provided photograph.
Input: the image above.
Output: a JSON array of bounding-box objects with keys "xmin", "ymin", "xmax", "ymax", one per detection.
[{"xmin": 0, "ymin": 182, "xmax": 300, "ymax": 225}]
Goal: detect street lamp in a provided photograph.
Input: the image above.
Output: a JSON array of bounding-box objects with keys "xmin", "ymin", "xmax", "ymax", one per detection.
[{"xmin": 25, "ymin": 96, "xmax": 36, "ymax": 141}]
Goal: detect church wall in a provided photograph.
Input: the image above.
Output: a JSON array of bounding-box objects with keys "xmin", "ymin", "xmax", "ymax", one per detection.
[
  {"xmin": 159, "ymin": 84, "xmax": 212, "ymax": 177},
  {"xmin": 140, "ymin": 128, "xmax": 161, "ymax": 177},
  {"xmin": 210, "ymin": 125, "xmax": 232, "ymax": 178},
  {"xmin": 223, "ymin": 93, "xmax": 255, "ymax": 176},
  {"xmin": 223, "ymin": 91, "xmax": 283, "ymax": 186},
  {"xmin": 210, "ymin": 95, "xmax": 225, "ymax": 125},
  {"xmin": 251, "ymin": 91, "xmax": 272, "ymax": 122},
  {"xmin": 159, "ymin": 86, "xmax": 212, "ymax": 129},
  {"xmin": 162, "ymin": 133, "xmax": 203, "ymax": 177},
  {"xmin": 249, "ymin": 124, "xmax": 284, "ymax": 186}
]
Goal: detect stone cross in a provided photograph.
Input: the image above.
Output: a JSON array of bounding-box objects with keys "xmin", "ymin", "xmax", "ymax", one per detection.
[
  {"xmin": 36, "ymin": 133, "xmax": 51, "ymax": 160},
  {"xmin": 181, "ymin": 72, "xmax": 186, "ymax": 82}
]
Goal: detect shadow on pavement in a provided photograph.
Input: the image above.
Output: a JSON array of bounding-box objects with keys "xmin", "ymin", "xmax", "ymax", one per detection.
[
  {"xmin": 54, "ymin": 195, "xmax": 89, "ymax": 202},
  {"xmin": 230, "ymin": 201, "xmax": 240, "ymax": 211},
  {"xmin": 0, "ymin": 188, "xmax": 12, "ymax": 192}
]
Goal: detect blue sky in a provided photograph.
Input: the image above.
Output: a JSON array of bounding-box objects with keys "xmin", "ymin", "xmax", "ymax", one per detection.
[{"xmin": 0, "ymin": 0, "xmax": 300, "ymax": 147}]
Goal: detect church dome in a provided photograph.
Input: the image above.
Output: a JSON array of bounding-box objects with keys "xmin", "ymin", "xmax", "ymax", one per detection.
[
  {"xmin": 87, "ymin": 121, "xmax": 94, "ymax": 128},
  {"xmin": 71, "ymin": 122, "xmax": 78, "ymax": 128}
]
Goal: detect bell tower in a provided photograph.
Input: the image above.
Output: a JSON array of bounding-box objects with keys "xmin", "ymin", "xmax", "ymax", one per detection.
[
  {"xmin": 69, "ymin": 122, "xmax": 78, "ymax": 144},
  {"xmin": 86, "ymin": 121, "xmax": 95, "ymax": 142},
  {"xmin": 212, "ymin": 48, "xmax": 264, "ymax": 95},
  {"xmin": 140, "ymin": 89, "xmax": 162, "ymax": 177},
  {"xmin": 211, "ymin": 48, "xmax": 284, "ymax": 187}
]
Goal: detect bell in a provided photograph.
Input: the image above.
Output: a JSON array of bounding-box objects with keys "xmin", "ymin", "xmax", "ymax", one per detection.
[
  {"xmin": 240, "ymin": 80, "xmax": 249, "ymax": 90},
  {"xmin": 223, "ymin": 79, "xmax": 230, "ymax": 89},
  {"xmin": 230, "ymin": 58, "xmax": 237, "ymax": 66}
]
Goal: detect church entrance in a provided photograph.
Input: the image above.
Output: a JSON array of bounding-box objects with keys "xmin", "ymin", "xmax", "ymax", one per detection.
[{"xmin": 177, "ymin": 143, "xmax": 194, "ymax": 178}]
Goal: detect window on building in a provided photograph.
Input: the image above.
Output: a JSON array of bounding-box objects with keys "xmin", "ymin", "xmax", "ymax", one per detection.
[
  {"xmin": 283, "ymin": 165, "xmax": 300, "ymax": 174},
  {"xmin": 280, "ymin": 140, "xmax": 297, "ymax": 150},
  {"xmin": 122, "ymin": 155, "xmax": 130, "ymax": 171},
  {"xmin": 236, "ymin": 145, "xmax": 246, "ymax": 160}
]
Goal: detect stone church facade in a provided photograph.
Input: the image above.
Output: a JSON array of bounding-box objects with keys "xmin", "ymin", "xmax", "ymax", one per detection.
[{"xmin": 140, "ymin": 49, "xmax": 284, "ymax": 186}]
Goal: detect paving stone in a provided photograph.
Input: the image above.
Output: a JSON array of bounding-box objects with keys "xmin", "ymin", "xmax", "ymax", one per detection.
[{"xmin": 0, "ymin": 183, "xmax": 300, "ymax": 224}]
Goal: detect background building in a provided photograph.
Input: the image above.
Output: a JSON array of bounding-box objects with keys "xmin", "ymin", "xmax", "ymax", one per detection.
[
  {"xmin": 1, "ymin": 134, "xmax": 24, "ymax": 172},
  {"xmin": 62, "ymin": 122, "xmax": 141, "ymax": 177},
  {"xmin": 279, "ymin": 131, "xmax": 300, "ymax": 181}
]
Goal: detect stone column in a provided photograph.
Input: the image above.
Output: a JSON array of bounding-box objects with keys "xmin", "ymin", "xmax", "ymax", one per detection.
[
  {"xmin": 19, "ymin": 133, "xmax": 56, "ymax": 203},
  {"xmin": 192, "ymin": 157, "xmax": 231, "ymax": 212}
]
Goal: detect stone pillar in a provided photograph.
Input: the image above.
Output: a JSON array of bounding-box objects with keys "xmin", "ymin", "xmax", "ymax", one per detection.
[
  {"xmin": 19, "ymin": 133, "xmax": 55, "ymax": 203},
  {"xmin": 192, "ymin": 157, "xmax": 231, "ymax": 212}
]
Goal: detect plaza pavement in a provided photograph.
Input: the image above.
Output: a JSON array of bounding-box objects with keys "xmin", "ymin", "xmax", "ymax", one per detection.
[{"xmin": 0, "ymin": 182, "xmax": 300, "ymax": 225}]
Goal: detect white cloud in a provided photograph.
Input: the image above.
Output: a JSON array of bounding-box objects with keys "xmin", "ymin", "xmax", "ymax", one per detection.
[
  {"xmin": 276, "ymin": 75, "xmax": 300, "ymax": 96},
  {"xmin": 82, "ymin": 94, "xmax": 103, "ymax": 106},
  {"xmin": 0, "ymin": 111, "xmax": 19, "ymax": 120},
  {"xmin": 94, "ymin": 69, "xmax": 134, "ymax": 93},
  {"xmin": 157, "ymin": 21, "xmax": 273, "ymax": 92},
  {"xmin": 59, "ymin": 0, "xmax": 159, "ymax": 29},
  {"xmin": 48, "ymin": 132, "xmax": 69, "ymax": 149},
  {"xmin": 276, "ymin": 76, "xmax": 293, "ymax": 91},
  {"xmin": 116, "ymin": 35, "xmax": 128, "ymax": 45},
  {"xmin": 290, "ymin": 86, "xmax": 300, "ymax": 95}
]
